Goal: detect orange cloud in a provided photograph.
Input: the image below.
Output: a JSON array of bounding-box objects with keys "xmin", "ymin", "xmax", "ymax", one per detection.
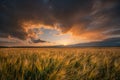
[{"xmin": 68, "ymin": 24, "xmax": 107, "ymax": 41}]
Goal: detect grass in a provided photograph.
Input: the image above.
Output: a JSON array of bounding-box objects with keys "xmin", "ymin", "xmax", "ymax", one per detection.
[{"xmin": 0, "ymin": 48, "xmax": 120, "ymax": 80}]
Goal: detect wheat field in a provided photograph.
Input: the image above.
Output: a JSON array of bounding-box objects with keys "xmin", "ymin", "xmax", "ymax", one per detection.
[{"xmin": 0, "ymin": 48, "xmax": 120, "ymax": 80}]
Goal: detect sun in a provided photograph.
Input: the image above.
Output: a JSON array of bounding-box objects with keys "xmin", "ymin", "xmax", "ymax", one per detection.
[
  {"xmin": 57, "ymin": 39, "xmax": 71, "ymax": 46},
  {"xmin": 61, "ymin": 41, "xmax": 70, "ymax": 46},
  {"xmin": 63, "ymin": 43, "xmax": 68, "ymax": 46}
]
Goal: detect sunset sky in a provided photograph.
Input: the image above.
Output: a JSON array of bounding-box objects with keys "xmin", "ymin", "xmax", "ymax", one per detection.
[{"xmin": 0, "ymin": 0, "xmax": 120, "ymax": 46}]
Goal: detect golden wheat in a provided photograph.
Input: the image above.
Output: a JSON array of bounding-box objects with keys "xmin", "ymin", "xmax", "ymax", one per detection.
[{"xmin": 0, "ymin": 48, "xmax": 120, "ymax": 80}]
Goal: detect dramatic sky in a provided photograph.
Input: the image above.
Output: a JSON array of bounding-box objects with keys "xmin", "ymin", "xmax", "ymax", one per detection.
[{"xmin": 0, "ymin": 0, "xmax": 120, "ymax": 46}]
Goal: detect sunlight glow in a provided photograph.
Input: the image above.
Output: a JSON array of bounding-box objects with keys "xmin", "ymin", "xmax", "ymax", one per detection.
[
  {"xmin": 63, "ymin": 42, "xmax": 68, "ymax": 46},
  {"xmin": 58, "ymin": 40, "xmax": 70, "ymax": 46}
]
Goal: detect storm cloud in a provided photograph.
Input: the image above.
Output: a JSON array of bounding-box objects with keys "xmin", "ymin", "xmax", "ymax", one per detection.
[
  {"xmin": 0, "ymin": 0, "xmax": 120, "ymax": 44},
  {"xmin": 31, "ymin": 38, "xmax": 47, "ymax": 43}
]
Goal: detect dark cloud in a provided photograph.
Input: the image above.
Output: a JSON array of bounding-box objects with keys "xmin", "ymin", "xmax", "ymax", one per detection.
[
  {"xmin": 0, "ymin": 41, "xmax": 16, "ymax": 43},
  {"xmin": 0, "ymin": 38, "xmax": 24, "ymax": 46},
  {"xmin": 71, "ymin": 37, "xmax": 120, "ymax": 47},
  {"xmin": 0, "ymin": 0, "xmax": 120, "ymax": 45},
  {"xmin": 94, "ymin": 37, "xmax": 120, "ymax": 46},
  {"xmin": 0, "ymin": 0, "xmax": 93, "ymax": 39},
  {"xmin": 31, "ymin": 38, "xmax": 47, "ymax": 43}
]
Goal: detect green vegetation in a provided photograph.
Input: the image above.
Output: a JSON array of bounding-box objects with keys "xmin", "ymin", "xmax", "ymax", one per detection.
[{"xmin": 0, "ymin": 48, "xmax": 120, "ymax": 80}]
